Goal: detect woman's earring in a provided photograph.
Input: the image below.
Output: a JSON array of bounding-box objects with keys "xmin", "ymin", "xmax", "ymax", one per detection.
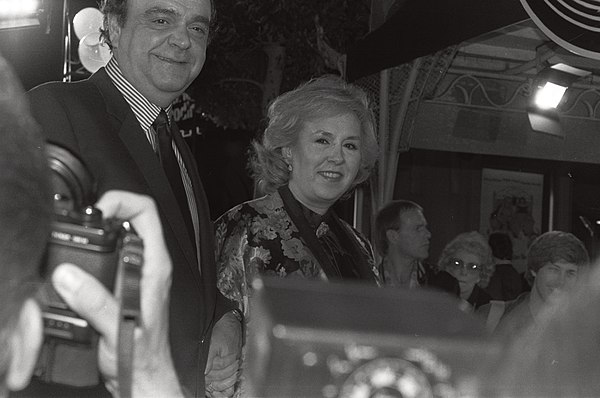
[{"xmin": 283, "ymin": 148, "xmax": 293, "ymax": 172}]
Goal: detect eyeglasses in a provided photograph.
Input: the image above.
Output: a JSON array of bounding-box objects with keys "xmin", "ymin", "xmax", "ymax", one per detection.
[{"xmin": 449, "ymin": 258, "xmax": 480, "ymax": 273}]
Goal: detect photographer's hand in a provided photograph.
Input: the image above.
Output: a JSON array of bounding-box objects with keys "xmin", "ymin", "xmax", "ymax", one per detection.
[{"xmin": 51, "ymin": 191, "xmax": 183, "ymax": 398}]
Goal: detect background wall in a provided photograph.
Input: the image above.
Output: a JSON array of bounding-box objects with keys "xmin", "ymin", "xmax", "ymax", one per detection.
[
  {"xmin": 394, "ymin": 137, "xmax": 600, "ymax": 265},
  {"xmin": 412, "ymin": 102, "xmax": 600, "ymax": 165}
]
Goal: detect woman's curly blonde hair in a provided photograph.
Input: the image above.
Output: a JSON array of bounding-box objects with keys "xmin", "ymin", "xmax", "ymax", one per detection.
[{"xmin": 251, "ymin": 74, "xmax": 378, "ymax": 196}]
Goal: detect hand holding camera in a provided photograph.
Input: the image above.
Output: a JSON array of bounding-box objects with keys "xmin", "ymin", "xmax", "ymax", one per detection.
[
  {"xmin": 38, "ymin": 143, "xmax": 182, "ymax": 396},
  {"xmin": 52, "ymin": 190, "xmax": 183, "ymax": 397}
]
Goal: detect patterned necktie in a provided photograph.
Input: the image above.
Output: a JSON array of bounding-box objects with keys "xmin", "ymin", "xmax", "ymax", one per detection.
[{"xmin": 153, "ymin": 110, "xmax": 194, "ymax": 242}]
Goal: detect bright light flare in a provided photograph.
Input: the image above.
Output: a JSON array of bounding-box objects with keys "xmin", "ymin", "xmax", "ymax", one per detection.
[
  {"xmin": 534, "ymin": 82, "xmax": 567, "ymax": 109},
  {"xmin": 73, "ymin": 7, "xmax": 103, "ymax": 40},
  {"xmin": 0, "ymin": 0, "xmax": 40, "ymax": 18}
]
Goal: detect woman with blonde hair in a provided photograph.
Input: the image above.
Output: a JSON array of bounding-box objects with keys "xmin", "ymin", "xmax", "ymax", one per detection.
[
  {"xmin": 431, "ymin": 231, "xmax": 493, "ymax": 311},
  {"xmin": 214, "ymin": 75, "xmax": 381, "ymax": 318}
]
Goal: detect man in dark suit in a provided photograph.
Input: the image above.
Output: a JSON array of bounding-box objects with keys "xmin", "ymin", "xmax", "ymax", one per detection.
[{"xmin": 26, "ymin": 0, "xmax": 241, "ymax": 396}]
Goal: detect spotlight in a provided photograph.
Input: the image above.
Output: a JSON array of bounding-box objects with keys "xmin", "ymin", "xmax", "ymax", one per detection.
[
  {"xmin": 527, "ymin": 63, "xmax": 590, "ymax": 136},
  {"xmin": 533, "ymin": 63, "xmax": 590, "ymax": 109},
  {"xmin": 534, "ymin": 81, "xmax": 567, "ymax": 110}
]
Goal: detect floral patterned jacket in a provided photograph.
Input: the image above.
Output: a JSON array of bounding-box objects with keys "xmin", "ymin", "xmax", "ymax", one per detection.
[{"xmin": 214, "ymin": 187, "xmax": 381, "ymax": 317}]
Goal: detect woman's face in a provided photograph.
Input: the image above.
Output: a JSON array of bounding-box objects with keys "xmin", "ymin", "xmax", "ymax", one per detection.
[
  {"xmin": 447, "ymin": 249, "xmax": 482, "ymax": 287},
  {"xmin": 286, "ymin": 113, "xmax": 362, "ymax": 214}
]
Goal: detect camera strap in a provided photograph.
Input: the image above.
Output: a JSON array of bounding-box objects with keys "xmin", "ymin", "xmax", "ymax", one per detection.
[{"xmin": 115, "ymin": 232, "xmax": 144, "ymax": 398}]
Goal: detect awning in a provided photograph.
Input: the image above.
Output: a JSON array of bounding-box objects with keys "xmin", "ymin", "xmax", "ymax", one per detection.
[{"xmin": 346, "ymin": 0, "xmax": 529, "ymax": 81}]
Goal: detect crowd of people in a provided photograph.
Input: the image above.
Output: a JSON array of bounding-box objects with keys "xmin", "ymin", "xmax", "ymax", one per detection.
[{"xmin": 1, "ymin": 0, "xmax": 600, "ymax": 397}]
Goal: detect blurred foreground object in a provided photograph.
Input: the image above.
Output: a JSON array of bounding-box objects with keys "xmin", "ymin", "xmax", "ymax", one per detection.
[
  {"xmin": 245, "ymin": 277, "xmax": 500, "ymax": 397},
  {"xmin": 484, "ymin": 259, "xmax": 600, "ymax": 397}
]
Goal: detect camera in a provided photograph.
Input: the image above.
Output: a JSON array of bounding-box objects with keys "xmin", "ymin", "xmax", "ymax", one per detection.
[
  {"xmin": 41, "ymin": 205, "xmax": 142, "ymax": 344},
  {"xmin": 35, "ymin": 143, "xmax": 143, "ymax": 386}
]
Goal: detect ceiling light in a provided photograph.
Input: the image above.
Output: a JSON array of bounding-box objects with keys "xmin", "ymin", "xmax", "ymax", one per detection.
[
  {"xmin": 533, "ymin": 63, "xmax": 590, "ymax": 109},
  {"xmin": 527, "ymin": 63, "xmax": 591, "ymax": 136},
  {"xmin": 534, "ymin": 82, "xmax": 567, "ymax": 109}
]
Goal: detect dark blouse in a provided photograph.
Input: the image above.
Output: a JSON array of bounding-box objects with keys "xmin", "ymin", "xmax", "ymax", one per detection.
[{"xmin": 282, "ymin": 185, "xmax": 372, "ymax": 281}]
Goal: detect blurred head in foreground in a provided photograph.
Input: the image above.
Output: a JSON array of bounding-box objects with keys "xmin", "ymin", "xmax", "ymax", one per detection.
[{"xmin": 0, "ymin": 53, "xmax": 52, "ymax": 395}]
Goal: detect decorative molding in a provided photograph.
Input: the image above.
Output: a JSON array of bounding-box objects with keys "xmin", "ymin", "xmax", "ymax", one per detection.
[{"xmin": 426, "ymin": 69, "xmax": 600, "ymax": 121}]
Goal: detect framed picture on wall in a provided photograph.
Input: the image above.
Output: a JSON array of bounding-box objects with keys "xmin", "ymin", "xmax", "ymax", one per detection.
[{"xmin": 480, "ymin": 168, "xmax": 544, "ymax": 274}]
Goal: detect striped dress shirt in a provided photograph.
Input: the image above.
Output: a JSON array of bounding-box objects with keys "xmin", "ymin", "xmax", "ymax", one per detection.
[{"xmin": 105, "ymin": 57, "xmax": 201, "ymax": 266}]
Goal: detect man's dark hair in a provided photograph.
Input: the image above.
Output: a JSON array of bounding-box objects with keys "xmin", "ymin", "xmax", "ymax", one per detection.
[
  {"xmin": 0, "ymin": 54, "xmax": 52, "ymax": 384},
  {"xmin": 488, "ymin": 232, "xmax": 513, "ymax": 260},
  {"xmin": 374, "ymin": 200, "xmax": 423, "ymax": 257},
  {"xmin": 99, "ymin": 0, "xmax": 218, "ymax": 49},
  {"xmin": 527, "ymin": 231, "xmax": 589, "ymax": 274}
]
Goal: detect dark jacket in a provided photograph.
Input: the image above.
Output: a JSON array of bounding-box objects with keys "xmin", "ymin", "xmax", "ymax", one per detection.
[
  {"xmin": 486, "ymin": 262, "xmax": 523, "ymax": 301},
  {"xmin": 214, "ymin": 187, "xmax": 381, "ymax": 316},
  {"xmin": 477, "ymin": 292, "xmax": 533, "ymax": 338},
  {"xmin": 27, "ymin": 68, "xmax": 232, "ymax": 396},
  {"xmin": 428, "ymin": 270, "xmax": 491, "ymax": 309}
]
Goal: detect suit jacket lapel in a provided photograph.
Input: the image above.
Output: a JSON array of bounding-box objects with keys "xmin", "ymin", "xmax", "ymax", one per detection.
[
  {"xmin": 171, "ymin": 124, "xmax": 217, "ymax": 329},
  {"xmin": 118, "ymin": 115, "xmax": 196, "ymax": 266},
  {"xmin": 89, "ymin": 69, "xmax": 199, "ymax": 281},
  {"xmin": 171, "ymin": 120, "xmax": 214, "ymax": 281}
]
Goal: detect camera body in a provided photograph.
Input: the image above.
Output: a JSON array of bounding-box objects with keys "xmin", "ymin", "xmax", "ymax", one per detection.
[
  {"xmin": 41, "ymin": 207, "xmax": 135, "ymax": 344},
  {"xmin": 36, "ymin": 143, "xmax": 143, "ymax": 386}
]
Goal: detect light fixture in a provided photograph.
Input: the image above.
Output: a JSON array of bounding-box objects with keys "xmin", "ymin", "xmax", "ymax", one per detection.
[
  {"xmin": 534, "ymin": 81, "xmax": 567, "ymax": 110},
  {"xmin": 0, "ymin": 0, "xmax": 43, "ymax": 30},
  {"xmin": 72, "ymin": 7, "xmax": 110, "ymax": 74},
  {"xmin": 527, "ymin": 63, "xmax": 590, "ymax": 137},
  {"xmin": 533, "ymin": 63, "xmax": 590, "ymax": 109}
]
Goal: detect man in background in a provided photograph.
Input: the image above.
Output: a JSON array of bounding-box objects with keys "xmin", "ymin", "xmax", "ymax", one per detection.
[
  {"xmin": 375, "ymin": 200, "xmax": 432, "ymax": 288},
  {"xmin": 479, "ymin": 231, "xmax": 589, "ymax": 337}
]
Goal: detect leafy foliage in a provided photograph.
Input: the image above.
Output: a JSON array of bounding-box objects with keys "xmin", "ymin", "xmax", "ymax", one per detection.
[{"xmin": 187, "ymin": 0, "xmax": 371, "ymax": 131}]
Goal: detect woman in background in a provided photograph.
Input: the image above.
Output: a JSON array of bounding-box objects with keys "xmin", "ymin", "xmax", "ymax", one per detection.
[
  {"xmin": 214, "ymin": 75, "xmax": 380, "ymax": 316},
  {"xmin": 431, "ymin": 231, "xmax": 493, "ymax": 311}
]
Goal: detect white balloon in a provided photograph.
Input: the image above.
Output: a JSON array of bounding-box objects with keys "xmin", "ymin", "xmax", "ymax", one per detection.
[
  {"xmin": 78, "ymin": 32, "xmax": 111, "ymax": 73},
  {"xmin": 73, "ymin": 7, "xmax": 103, "ymax": 40}
]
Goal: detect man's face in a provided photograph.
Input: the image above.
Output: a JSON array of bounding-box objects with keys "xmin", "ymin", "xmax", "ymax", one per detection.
[
  {"xmin": 110, "ymin": 0, "xmax": 211, "ymax": 107},
  {"xmin": 533, "ymin": 260, "xmax": 579, "ymax": 304},
  {"xmin": 389, "ymin": 209, "xmax": 431, "ymax": 261}
]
